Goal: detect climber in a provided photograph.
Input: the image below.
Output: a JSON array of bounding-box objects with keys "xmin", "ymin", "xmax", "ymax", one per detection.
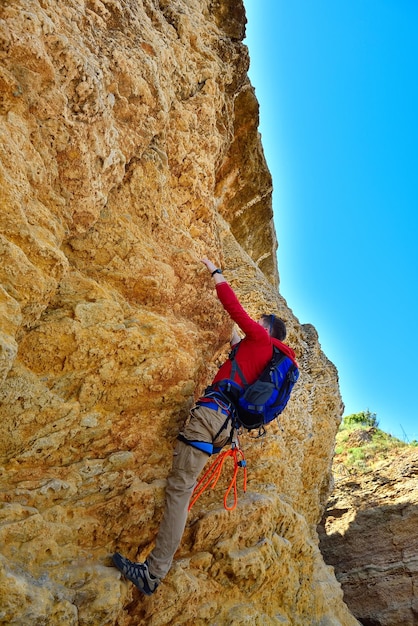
[{"xmin": 112, "ymin": 257, "xmax": 298, "ymax": 596}]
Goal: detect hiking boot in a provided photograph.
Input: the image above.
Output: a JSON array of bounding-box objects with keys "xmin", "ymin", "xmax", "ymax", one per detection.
[{"xmin": 112, "ymin": 553, "xmax": 160, "ymax": 596}]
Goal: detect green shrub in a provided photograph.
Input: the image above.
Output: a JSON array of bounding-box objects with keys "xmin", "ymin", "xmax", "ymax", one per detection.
[
  {"xmin": 343, "ymin": 410, "xmax": 378, "ymax": 429},
  {"xmin": 347, "ymin": 447, "xmax": 365, "ymax": 463}
]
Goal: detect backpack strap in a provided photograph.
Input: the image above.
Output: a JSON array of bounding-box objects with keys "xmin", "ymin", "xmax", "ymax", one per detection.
[{"xmin": 229, "ymin": 343, "xmax": 248, "ymax": 387}]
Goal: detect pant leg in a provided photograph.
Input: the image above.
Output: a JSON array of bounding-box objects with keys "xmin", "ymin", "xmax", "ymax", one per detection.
[
  {"xmin": 147, "ymin": 405, "xmax": 232, "ymax": 579},
  {"xmin": 146, "ymin": 439, "xmax": 207, "ymax": 579}
]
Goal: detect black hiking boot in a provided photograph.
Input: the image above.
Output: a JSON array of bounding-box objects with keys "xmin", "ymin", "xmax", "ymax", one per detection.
[{"xmin": 112, "ymin": 553, "xmax": 160, "ymax": 596}]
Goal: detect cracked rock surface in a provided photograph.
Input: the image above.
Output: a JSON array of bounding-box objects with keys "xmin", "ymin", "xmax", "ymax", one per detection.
[
  {"xmin": 1, "ymin": 0, "xmax": 357, "ymax": 623},
  {"xmin": 319, "ymin": 448, "xmax": 418, "ymax": 626}
]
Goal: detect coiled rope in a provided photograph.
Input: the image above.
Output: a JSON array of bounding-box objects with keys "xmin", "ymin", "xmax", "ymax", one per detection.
[{"xmin": 188, "ymin": 443, "xmax": 247, "ymax": 511}]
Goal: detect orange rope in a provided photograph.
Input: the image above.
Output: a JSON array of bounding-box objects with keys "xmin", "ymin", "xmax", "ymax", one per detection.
[{"xmin": 188, "ymin": 445, "xmax": 247, "ymax": 512}]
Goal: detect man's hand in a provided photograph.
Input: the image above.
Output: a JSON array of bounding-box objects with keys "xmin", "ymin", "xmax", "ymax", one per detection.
[
  {"xmin": 201, "ymin": 258, "xmax": 217, "ymax": 273},
  {"xmin": 201, "ymin": 258, "xmax": 226, "ymax": 284}
]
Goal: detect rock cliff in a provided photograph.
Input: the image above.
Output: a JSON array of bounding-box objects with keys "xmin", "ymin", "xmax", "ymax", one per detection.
[
  {"xmin": 0, "ymin": 1, "xmax": 358, "ymax": 624},
  {"xmin": 319, "ymin": 444, "xmax": 418, "ymax": 626}
]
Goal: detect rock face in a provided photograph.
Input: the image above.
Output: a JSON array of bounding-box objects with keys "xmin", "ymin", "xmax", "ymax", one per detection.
[
  {"xmin": 319, "ymin": 446, "xmax": 418, "ymax": 626},
  {"xmin": 0, "ymin": 1, "xmax": 357, "ymax": 624}
]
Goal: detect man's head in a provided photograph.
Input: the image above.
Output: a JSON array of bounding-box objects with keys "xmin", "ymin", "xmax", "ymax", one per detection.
[{"xmin": 259, "ymin": 314, "xmax": 287, "ymax": 341}]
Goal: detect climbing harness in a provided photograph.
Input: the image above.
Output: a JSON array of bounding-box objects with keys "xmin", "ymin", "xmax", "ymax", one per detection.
[{"xmin": 188, "ymin": 437, "xmax": 247, "ymax": 512}]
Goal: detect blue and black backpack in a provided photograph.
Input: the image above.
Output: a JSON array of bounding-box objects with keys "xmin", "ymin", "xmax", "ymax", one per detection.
[{"xmin": 215, "ymin": 343, "xmax": 299, "ymax": 431}]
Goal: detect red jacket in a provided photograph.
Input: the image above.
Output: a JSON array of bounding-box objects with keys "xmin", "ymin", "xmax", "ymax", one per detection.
[{"xmin": 211, "ymin": 282, "xmax": 298, "ymax": 388}]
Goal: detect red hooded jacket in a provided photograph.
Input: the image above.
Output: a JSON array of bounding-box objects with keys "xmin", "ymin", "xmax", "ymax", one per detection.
[{"xmin": 211, "ymin": 282, "xmax": 298, "ymax": 389}]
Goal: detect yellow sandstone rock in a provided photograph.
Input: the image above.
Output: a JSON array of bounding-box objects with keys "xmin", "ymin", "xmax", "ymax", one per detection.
[{"xmin": 0, "ymin": 0, "xmax": 358, "ymax": 624}]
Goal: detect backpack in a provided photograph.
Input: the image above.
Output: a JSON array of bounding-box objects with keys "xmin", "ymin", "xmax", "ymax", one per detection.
[{"xmin": 216, "ymin": 344, "xmax": 299, "ymax": 431}]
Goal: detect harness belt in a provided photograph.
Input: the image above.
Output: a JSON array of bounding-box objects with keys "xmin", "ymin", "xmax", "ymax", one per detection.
[
  {"xmin": 177, "ymin": 433, "xmax": 222, "ymax": 455},
  {"xmin": 176, "ymin": 390, "xmax": 238, "ymax": 456},
  {"xmin": 196, "ymin": 398, "xmax": 230, "ymax": 416}
]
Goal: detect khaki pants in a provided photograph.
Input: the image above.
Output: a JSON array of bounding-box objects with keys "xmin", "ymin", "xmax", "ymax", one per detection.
[{"xmin": 147, "ymin": 404, "xmax": 232, "ymax": 580}]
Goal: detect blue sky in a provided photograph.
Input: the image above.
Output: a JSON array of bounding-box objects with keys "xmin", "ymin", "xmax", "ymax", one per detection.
[{"xmin": 244, "ymin": 1, "xmax": 418, "ymax": 441}]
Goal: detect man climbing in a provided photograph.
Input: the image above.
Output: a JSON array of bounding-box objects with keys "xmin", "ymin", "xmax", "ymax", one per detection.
[{"xmin": 112, "ymin": 258, "xmax": 298, "ymax": 595}]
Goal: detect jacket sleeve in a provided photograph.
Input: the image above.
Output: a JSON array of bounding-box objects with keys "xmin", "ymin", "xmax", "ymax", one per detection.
[{"xmin": 215, "ymin": 282, "xmax": 269, "ymax": 343}]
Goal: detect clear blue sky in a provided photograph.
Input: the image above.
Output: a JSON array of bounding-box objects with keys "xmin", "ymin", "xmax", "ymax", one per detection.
[{"xmin": 244, "ymin": 0, "xmax": 418, "ymax": 441}]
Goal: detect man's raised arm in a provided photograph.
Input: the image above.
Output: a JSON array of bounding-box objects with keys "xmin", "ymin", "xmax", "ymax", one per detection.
[{"xmin": 201, "ymin": 258, "xmax": 226, "ymax": 285}]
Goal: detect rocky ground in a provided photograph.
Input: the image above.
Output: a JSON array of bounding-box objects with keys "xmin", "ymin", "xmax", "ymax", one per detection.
[{"xmin": 319, "ymin": 429, "xmax": 418, "ymax": 626}]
